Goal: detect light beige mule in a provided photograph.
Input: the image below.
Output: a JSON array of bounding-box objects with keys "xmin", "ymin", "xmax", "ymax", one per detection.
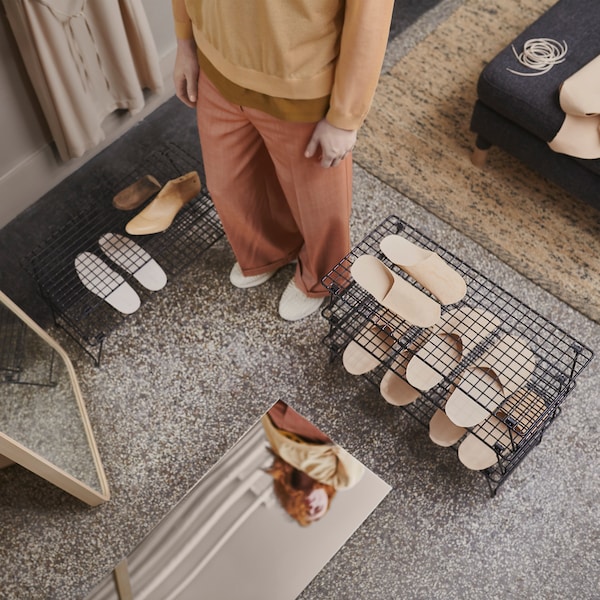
[
  {"xmin": 112, "ymin": 175, "xmax": 161, "ymax": 211},
  {"xmin": 429, "ymin": 408, "xmax": 466, "ymax": 447},
  {"xmin": 405, "ymin": 306, "xmax": 501, "ymax": 392},
  {"xmin": 380, "ymin": 234, "xmax": 467, "ymax": 305},
  {"xmin": 445, "ymin": 334, "xmax": 536, "ymax": 427},
  {"xmin": 351, "ymin": 254, "xmax": 441, "ymax": 327}
]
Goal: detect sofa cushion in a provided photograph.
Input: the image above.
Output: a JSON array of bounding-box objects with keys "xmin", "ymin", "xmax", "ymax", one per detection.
[{"xmin": 477, "ymin": 0, "xmax": 600, "ymax": 143}]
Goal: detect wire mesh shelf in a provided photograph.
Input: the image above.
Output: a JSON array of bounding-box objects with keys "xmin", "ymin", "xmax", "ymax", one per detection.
[
  {"xmin": 321, "ymin": 215, "xmax": 593, "ymax": 496},
  {"xmin": 0, "ymin": 302, "xmax": 57, "ymax": 387},
  {"xmin": 24, "ymin": 143, "xmax": 224, "ymax": 365}
]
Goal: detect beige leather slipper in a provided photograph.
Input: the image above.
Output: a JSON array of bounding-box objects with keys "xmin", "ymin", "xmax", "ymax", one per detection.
[
  {"xmin": 125, "ymin": 171, "xmax": 201, "ymax": 235},
  {"xmin": 342, "ymin": 323, "xmax": 396, "ymax": 375},
  {"xmin": 351, "ymin": 254, "xmax": 441, "ymax": 327},
  {"xmin": 379, "ymin": 351, "xmax": 421, "ymax": 406},
  {"xmin": 98, "ymin": 233, "xmax": 167, "ymax": 292},
  {"xmin": 75, "ymin": 252, "xmax": 141, "ymax": 315},
  {"xmin": 445, "ymin": 334, "xmax": 536, "ymax": 427},
  {"xmin": 429, "ymin": 408, "xmax": 466, "ymax": 447},
  {"xmin": 458, "ymin": 386, "xmax": 546, "ymax": 471},
  {"xmin": 495, "ymin": 387, "xmax": 547, "ymax": 436},
  {"xmin": 405, "ymin": 306, "xmax": 501, "ymax": 391},
  {"xmin": 112, "ymin": 175, "xmax": 161, "ymax": 211},
  {"xmin": 380, "ymin": 234, "xmax": 467, "ymax": 305},
  {"xmin": 458, "ymin": 414, "xmax": 516, "ymax": 471}
]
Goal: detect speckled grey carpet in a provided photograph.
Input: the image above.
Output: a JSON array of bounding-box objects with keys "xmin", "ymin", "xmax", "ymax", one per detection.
[
  {"xmin": 355, "ymin": 0, "xmax": 600, "ymax": 323},
  {"xmin": 1, "ymin": 2, "xmax": 599, "ymax": 600}
]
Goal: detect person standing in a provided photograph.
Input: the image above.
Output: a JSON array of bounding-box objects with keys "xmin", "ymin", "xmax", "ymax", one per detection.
[{"xmin": 171, "ymin": 0, "xmax": 394, "ymax": 320}]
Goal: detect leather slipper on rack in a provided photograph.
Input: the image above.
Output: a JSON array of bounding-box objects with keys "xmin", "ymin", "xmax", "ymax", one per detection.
[
  {"xmin": 74, "ymin": 252, "xmax": 141, "ymax": 315},
  {"xmin": 125, "ymin": 171, "xmax": 201, "ymax": 235},
  {"xmin": 445, "ymin": 334, "xmax": 536, "ymax": 427},
  {"xmin": 405, "ymin": 306, "xmax": 501, "ymax": 392},
  {"xmin": 458, "ymin": 386, "xmax": 547, "ymax": 471},
  {"xmin": 380, "ymin": 234, "xmax": 467, "ymax": 305},
  {"xmin": 112, "ymin": 175, "xmax": 161, "ymax": 211},
  {"xmin": 98, "ymin": 233, "xmax": 167, "ymax": 291},
  {"xmin": 494, "ymin": 387, "xmax": 547, "ymax": 436},
  {"xmin": 379, "ymin": 351, "xmax": 421, "ymax": 406},
  {"xmin": 429, "ymin": 408, "xmax": 466, "ymax": 447},
  {"xmin": 457, "ymin": 414, "xmax": 515, "ymax": 471},
  {"xmin": 342, "ymin": 323, "xmax": 397, "ymax": 375},
  {"xmin": 351, "ymin": 254, "xmax": 441, "ymax": 328}
]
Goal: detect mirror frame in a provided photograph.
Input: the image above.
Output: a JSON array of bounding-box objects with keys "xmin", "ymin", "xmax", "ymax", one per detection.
[{"xmin": 0, "ymin": 291, "xmax": 110, "ymax": 506}]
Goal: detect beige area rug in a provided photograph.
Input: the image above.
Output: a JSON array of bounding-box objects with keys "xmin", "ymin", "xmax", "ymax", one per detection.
[{"xmin": 355, "ymin": 0, "xmax": 600, "ymax": 323}]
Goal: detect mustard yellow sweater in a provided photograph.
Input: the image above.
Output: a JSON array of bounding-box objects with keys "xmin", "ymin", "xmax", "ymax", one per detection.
[
  {"xmin": 261, "ymin": 415, "xmax": 365, "ymax": 490},
  {"xmin": 171, "ymin": 0, "xmax": 394, "ymax": 129}
]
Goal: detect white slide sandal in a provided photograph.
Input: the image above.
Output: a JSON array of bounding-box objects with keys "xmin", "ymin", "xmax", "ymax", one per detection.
[
  {"xmin": 98, "ymin": 233, "xmax": 167, "ymax": 292},
  {"xmin": 74, "ymin": 252, "xmax": 141, "ymax": 315}
]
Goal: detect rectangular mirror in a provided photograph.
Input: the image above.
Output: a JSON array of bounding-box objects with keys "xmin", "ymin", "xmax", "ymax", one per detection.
[
  {"xmin": 87, "ymin": 400, "xmax": 390, "ymax": 599},
  {"xmin": 0, "ymin": 290, "xmax": 109, "ymax": 506}
]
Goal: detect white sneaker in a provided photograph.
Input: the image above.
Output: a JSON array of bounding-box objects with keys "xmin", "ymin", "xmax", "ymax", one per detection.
[
  {"xmin": 278, "ymin": 279, "xmax": 325, "ymax": 321},
  {"xmin": 230, "ymin": 262, "xmax": 277, "ymax": 289}
]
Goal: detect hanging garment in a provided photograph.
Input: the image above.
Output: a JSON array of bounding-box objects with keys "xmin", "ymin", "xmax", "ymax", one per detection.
[{"xmin": 3, "ymin": 0, "xmax": 163, "ymax": 160}]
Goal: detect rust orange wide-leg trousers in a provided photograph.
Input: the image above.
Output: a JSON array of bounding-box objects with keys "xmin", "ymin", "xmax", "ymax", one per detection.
[{"xmin": 196, "ymin": 71, "xmax": 352, "ymax": 298}]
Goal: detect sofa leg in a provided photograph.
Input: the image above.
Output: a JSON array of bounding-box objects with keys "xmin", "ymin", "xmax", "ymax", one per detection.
[
  {"xmin": 471, "ymin": 134, "xmax": 491, "ymax": 168},
  {"xmin": 471, "ymin": 146, "xmax": 489, "ymax": 168}
]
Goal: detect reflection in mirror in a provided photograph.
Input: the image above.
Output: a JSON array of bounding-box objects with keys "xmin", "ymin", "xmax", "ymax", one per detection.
[
  {"xmin": 87, "ymin": 401, "xmax": 390, "ymax": 600},
  {"xmin": 0, "ymin": 291, "xmax": 109, "ymax": 505}
]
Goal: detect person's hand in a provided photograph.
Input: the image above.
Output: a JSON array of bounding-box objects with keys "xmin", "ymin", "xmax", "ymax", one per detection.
[
  {"xmin": 306, "ymin": 488, "xmax": 329, "ymax": 521},
  {"xmin": 173, "ymin": 39, "xmax": 199, "ymax": 108},
  {"xmin": 304, "ymin": 119, "xmax": 357, "ymax": 168}
]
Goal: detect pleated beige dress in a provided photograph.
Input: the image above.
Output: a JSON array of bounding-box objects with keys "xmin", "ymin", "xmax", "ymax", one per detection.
[{"xmin": 3, "ymin": 0, "xmax": 163, "ymax": 160}]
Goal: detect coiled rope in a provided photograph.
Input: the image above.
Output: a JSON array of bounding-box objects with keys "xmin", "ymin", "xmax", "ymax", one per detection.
[{"xmin": 507, "ymin": 38, "xmax": 568, "ymax": 76}]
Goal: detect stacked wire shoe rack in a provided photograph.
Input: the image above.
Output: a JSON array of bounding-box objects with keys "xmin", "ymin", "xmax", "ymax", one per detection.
[
  {"xmin": 25, "ymin": 143, "xmax": 224, "ymax": 366},
  {"xmin": 321, "ymin": 215, "xmax": 593, "ymax": 496},
  {"xmin": 0, "ymin": 302, "xmax": 56, "ymax": 387}
]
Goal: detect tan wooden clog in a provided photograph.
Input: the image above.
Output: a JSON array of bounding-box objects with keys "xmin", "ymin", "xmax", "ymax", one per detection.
[
  {"xmin": 380, "ymin": 234, "xmax": 467, "ymax": 305},
  {"xmin": 125, "ymin": 171, "xmax": 201, "ymax": 235}
]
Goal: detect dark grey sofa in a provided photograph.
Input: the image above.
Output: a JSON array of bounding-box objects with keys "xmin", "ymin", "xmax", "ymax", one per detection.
[{"xmin": 469, "ymin": 0, "xmax": 600, "ymax": 211}]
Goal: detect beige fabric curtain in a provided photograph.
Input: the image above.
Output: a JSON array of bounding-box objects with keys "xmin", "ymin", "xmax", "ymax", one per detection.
[{"xmin": 3, "ymin": 0, "xmax": 163, "ymax": 160}]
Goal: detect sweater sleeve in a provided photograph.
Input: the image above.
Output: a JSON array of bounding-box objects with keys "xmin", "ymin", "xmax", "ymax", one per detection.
[
  {"xmin": 171, "ymin": 0, "xmax": 194, "ymax": 40},
  {"xmin": 326, "ymin": 0, "xmax": 395, "ymax": 130},
  {"xmin": 261, "ymin": 415, "xmax": 365, "ymax": 490}
]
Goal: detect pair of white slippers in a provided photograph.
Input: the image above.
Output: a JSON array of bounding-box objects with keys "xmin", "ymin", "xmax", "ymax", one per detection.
[{"xmin": 75, "ymin": 233, "xmax": 167, "ymax": 315}]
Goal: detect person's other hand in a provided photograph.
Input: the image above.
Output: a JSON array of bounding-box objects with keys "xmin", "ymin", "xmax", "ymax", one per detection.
[
  {"xmin": 304, "ymin": 119, "xmax": 357, "ymax": 168},
  {"xmin": 306, "ymin": 488, "xmax": 329, "ymax": 521},
  {"xmin": 174, "ymin": 39, "xmax": 199, "ymax": 108}
]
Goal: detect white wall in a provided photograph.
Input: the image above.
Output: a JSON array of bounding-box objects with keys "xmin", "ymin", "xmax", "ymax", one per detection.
[{"xmin": 0, "ymin": 0, "xmax": 178, "ymax": 229}]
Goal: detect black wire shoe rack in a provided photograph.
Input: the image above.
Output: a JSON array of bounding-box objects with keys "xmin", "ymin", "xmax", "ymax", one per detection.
[
  {"xmin": 321, "ymin": 215, "xmax": 593, "ymax": 496},
  {"xmin": 0, "ymin": 302, "xmax": 57, "ymax": 387},
  {"xmin": 24, "ymin": 143, "xmax": 224, "ymax": 366}
]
